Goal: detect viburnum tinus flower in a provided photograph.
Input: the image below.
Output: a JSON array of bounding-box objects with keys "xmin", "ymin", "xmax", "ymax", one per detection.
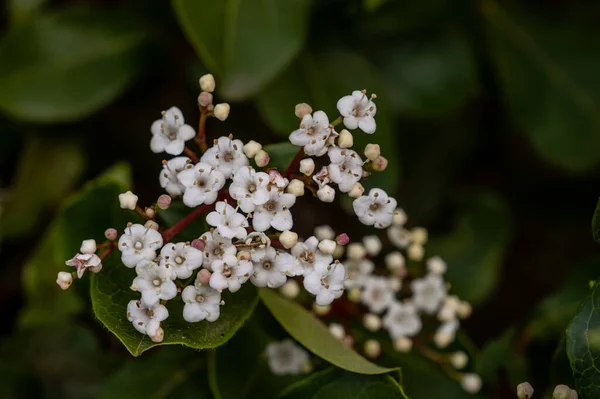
[
  {"xmin": 304, "ymin": 261, "xmax": 346, "ymax": 306},
  {"xmin": 291, "ymin": 236, "xmax": 333, "ymax": 277},
  {"xmin": 209, "ymin": 254, "xmax": 253, "ymax": 292},
  {"xmin": 201, "ymin": 136, "xmax": 248, "ymax": 178},
  {"xmin": 132, "ymin": 260, "xmax": 178, "ymax": 307},
  {"xmin": 353, "ymin": 188, "xmax": 397, "ymax": 229},
  {"xmin": 250, "ymin": 247, "xmax": 294, "ymax": 288},
  {"xmin": 344, "ymin": 258, "xmax": 374, "ymax": 289},
  {"xmin": 327, "ymin": 147, "xmax": 364, "ymax": 193},
  {"xmin": 411, "ymin": 273, "xmax": 447, "ymax": 314},
  {"xmin": 159, "ymin": 242, "xmax": 203, "ymax": 279},
  {"xmin": 159, "ymin": 156, "xmax": 191, "ymax": 196},
  {"xmin": 361, "ymin": 276, "xmax": 395, "ymax": 314},
  {"xmin": 382, "ymin": 301, "xmax": 422, "ymax": 339},
  {"xmin": 229, "ymin": 166, "xmax": 270, "ymax": 213},
  {"xmin": 337, "ymin": 90, "xmax": 377, "ymax": 134},
  {"xmin": 181, "ymin": 284, "xmax": 221, "ymax": 322},
  {"xmin": 206, "ymin": 201, "xmax": 249, "ymax": 240},
  {"xmin": 266, "ymin": 339, "xmax": 310, "ymax": 375},
  {"xmin": 177, "ymin": 162, "xmax": 226, "ymax": 207},
  {"xmin": 199, "ymin": 230, "xmax": 237, "ymax": 271},
  {"xmin": 118, "ymin": 224, "xmax": 164, "ymax": 268},
  {"xmin": 127, "ymin": 299, "xmax": 168, "ymax": 337},
  {"xmin": 150, "ymin": 106, "xmax": 196, "ymax": 155},
  {"xmin": 252, "ymin": 189, "xmax": 296, "ymax": 232},
  {"xmin": 65, "ymin": 253, "xmax": 102, "ymax": 278},
  {"xmin": 289, "ymin": 111, "xmax": 335, "ymax": 156}
]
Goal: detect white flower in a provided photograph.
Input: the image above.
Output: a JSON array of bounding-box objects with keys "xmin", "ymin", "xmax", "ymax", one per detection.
[
  {"xmin": 200, "ymin": 136, "xmax": 248, "ymax": 178},
  {"xmin": 312, "ymin": 167, "xmax": 330, "ymax": 189},
  {"xmin": 199, "ymin": 230, "xmax": 237, "ymax": 271},
  {"xmin": 182, "ymin": 284, "xmax": 222, "ymax": 322},
  {"xmin": 382, "ymin": 302, "xmax": 422, "ymax": 339},
  {"xmin": 327, "ymin": 147, "xmax": 363, "ymax": 192},
  {"xmin": 336, "ymin": 90, "xmax": 377, "ymax": 134},
  {"xmin": 353, "ymin": 188, "xmax": 397, "ymax": 229},
  {"xmin": 252, "ymin": 190, "xmax": 295, "ymax": 232},
  {"xmin": 210, "ymin": 254, "xmax": 253, "ymax": 292},
  {"xmin": 229, "ymin": 167, "xmax": 270, "ymax": 213},
  {"xmin": 266, "ymin": 339, "xmax": 310, "ymax": 376},
  {"xmin": 361, "ymin": 276, "xmax": 395, "ymax": 314},
  {"xmin": 344, "ymin": 258, "xmax": 374, "ymax": 289},
  {"xmin": 177, "ymin": 162, "xmax": 226, "ymax": 207},
  {"xmin": 289, "ymin": 111, "xmax": 334, "ymax": 156},
  {"xmin": 411, "ymin": 274, "xmax": 447, "ymax": 314},
  {"xmin": 291, "ymin": 236, "xmax": 332, "ymax": 276},
  {"xmin": 303, "ymin": 261, "xmax": 345, "ymax": 306},
  {"xmin": 65, "ymin": 253, "xmax": 102, "ymax": 278},
  {"xmin": 127, "ymin": 299, "xmax": 168, "ymax": 337},
  {"xmin": 387, "ymin": 225, "xmax": 412, "ymax": 249},
  {"xmin": 118, "ymin": 224, "xmax": 164, "ymax": 268},
  {"xmin": 159, "ymin": 242, "xmax": 203, "ymax": 279},
  {"xmin": 250, "ymin": 247, "xmax": 294, "ymax": 288},
  {"xmin": 159, "ymin": 157, "xmax": 191, "ymax": 196},
  {"xmin": 132, "ymin": 260, "xmax": 177, "ymax": 307},
  {"xmin": 150, "ymin": 106, "xmax": 196, "ymax": 155},
  {"xmin": 206, "ymin": 201, "xmax": 249, "ymax": 240}
]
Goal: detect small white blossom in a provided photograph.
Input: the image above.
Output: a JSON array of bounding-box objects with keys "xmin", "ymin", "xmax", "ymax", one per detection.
[
  {"xmin": 201, "ymin": 136, "xmax": 248, "ymax": 178},
  {"xmin": 362, "ymin": 235, "xmax": 382, "ymax": 256},
  {"xmin": 206, "ymin": 201, "xmax": 248, "ymax": 240},
  {"xmin": 304, "ymin": 261, "xmax": 345, "ymax": 306},
  {"xmin": 65, "ymin": 253, "xmax": 102, "ymax": 278},
  {"xmin": 118, "ymin": 224, "xmax": 164, "ymax": 268},
  {"xmin": 250, "ymin": 247, "xmax": 295, "ymax": 288},
  {"xmin": 291, "ymin": 236, "xmax": 333, "ymax": 276},
  {"xmin": 266, "ymin": 339, "xmax": 310, "ymax": 376},
  {"xmin": 150, "ymin": 107, "xmax": 196, "ymax": 155},
  {"xmin": 346, "ymin": 243, "xmax": 367, "ymax": 260},
  {"xmin": 159, "ymin": 157, "xmax": 191, "ymax": 196},
  {"xmin": 127, "ymin": 299, "xmax": 168, "ymax": 337},
  {"xmin": 267, "ymin": 170, "xmax": 289, "ymax": 189},
  {"xmin": 118, "ymin": 191, "xmax": 138, "ymax": 210},
  {"xmin": 199, "ymin": 230, "xmax": 237, "ymax": 271},
  {"xmin": 159, "ymin": 242, "xmax": 203, "ymax": 279},
  {"xmin": 252, "ymin": 190, "xmax": 295, "ymax": 232},
  {"xmin": 56, "ymin": 271, "xmax": 73, "ymax": 290},
  {"xmin": 461, "ymin": 374, "xmax": 482, "ymax": 394},
  {"xmin": 177, "ymin": 162, "xmax": 226, "ymax": 207},
  {"xmin": 353, "ymin": 188, "xmax": 397, "ymax": 229},
  {"xmin": 327, "ymin": 147, "xmax": 363, "ymax": 193},
  {"xmin": 361, "ymin": 276, "xmax": 395, "ymax": 314},
  {"xmin": 434, "ymin": 319, "xmax": 459, "ymax": 348},
  {"xmin": 344, "ymin": 258, "xmax": 374, "ymax": 289},
  {"xmin": 337, "ymin": 90, "xmax": 377, "ymax": 134},
  {"xmin": 314, "ymin": 225, "xmax": 335, "ymax": 241},
  {"xmin": 312, "ymin": 167, "xmax": 330, "ymax": 189},
  {"xmin": 387, "ymin": 225, "xmax": 412, "ymax": 249},
  {"xmin": 210, "ymin": 254, "xmax": 253, "ymax": 292},
  {"xmin": 132, "ymin": 260, "xmax": 177, "ymax": 307},
  {"xmin": 182, "ymin": 284, "xmax": 222, "ymax": 322},
  {"xmin": 427, "ymin": 256, "xmax": 447, "ymax": 275},
  {"xmin": 229, "ymin": 167, "xmax": 270, "ymax": 213},
  {"xmin": 383, "ymin": 302, "xmax": 422, "ymax": 339},
  {"xmin": 385, "ymin": 251, "xmax": 405, "ymax": 272},
  {"xmin": 411, "ymin": 274, "xmax": 447, "ymax": 314},
  {"xmin": 299, "ymin": 158, "xmax": 315, "ymax": 176},
  {"xmin": 289, "ymin": 111, "xmax": 334, "ymax": 156}
]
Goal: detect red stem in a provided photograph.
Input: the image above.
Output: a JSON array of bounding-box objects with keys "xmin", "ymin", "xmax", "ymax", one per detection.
[
  {"xmin": 161, "ymin": 203, "xmax": 214, "ymax": 243},
  {"xmin": 195, "ymin": 113, "xmax": 209, "ymax": 152},
  {"xmin": 284, "ymin": 148, "xmax": 305, "ymax": 179},
  {"xmin": 184, "ymin": 147, "xmax": 199, "ymax": 163}
]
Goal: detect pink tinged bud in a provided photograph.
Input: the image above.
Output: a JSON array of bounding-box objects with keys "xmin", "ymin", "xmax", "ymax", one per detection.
[
  {"xmin": 191, "ymin": 238, "xmax": 206, "ymax": 251},
  {"xmin": 145, "ymin": 207, "xmax": 156, "ymax": 219},
  {"xmin": 157, "ymin": 194, "xmax": 172, "ymax": 210},
  {"xmin": 255, "ymin": 150, "xmax": 270, "ymax": 167},
  {"xmin": 517, "ymin": 382, "xmax": 534, "ymax": 399},
  {"xmin": 335, "ymin": 233, "xmax": 350, "ymax": 246},
  {"xmin": 104, "ymin": 228, "xmax": 118, "ymax": 241},
  {"xmin": 372, "ymin": 156, "xmax": 388, "ymax": 171},
  {"xmin": 197, "ymin": 269, "xmax": 212, "ymax": 285},
  {"xmin": 198, "ymin": 91, "xmax": 213, "ymax": 107}
]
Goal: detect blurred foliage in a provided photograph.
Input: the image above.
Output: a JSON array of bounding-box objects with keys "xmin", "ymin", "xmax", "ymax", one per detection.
[{"xmin": 1, "ymin": 0, "xmax": 600, "ymax": 397}]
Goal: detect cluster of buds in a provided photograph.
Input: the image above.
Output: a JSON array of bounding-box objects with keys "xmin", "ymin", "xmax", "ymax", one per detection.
[{"xmin": 516, "ymin": 382, "xmax": 577, "ymax": 399}]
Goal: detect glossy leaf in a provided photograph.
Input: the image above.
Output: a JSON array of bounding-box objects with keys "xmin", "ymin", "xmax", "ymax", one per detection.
[
  {"xmin": 0, "ymin": 5, "xmax": 148, "ymax": 123},
  {"xmin": 158, "ymin": 201, "xmax": 207, "ymax": 242},
  {"xmin": 280, "ymin": 368, "xmax": 408, "ymax": 399},
  {"xmin": 172, "ymin": 0, "xmax": 311, "ymax": 100},
  {"xmin": 262, "ymin": 142, "xmax": 300, "ymax": 172},
  {"xmin": 259, "ymin": 288, "xmax": 395, "ymax": 375}
]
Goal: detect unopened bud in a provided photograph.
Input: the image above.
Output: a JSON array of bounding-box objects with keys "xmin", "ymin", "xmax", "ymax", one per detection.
[
  {"xmin": 144, "ymin": 220, "xmax": 159, "ymax": 231},
  {"xmin": 243, "ymin": 140, "xmax": 262, "ymax": 159},
  {"xmin": 393, "ymin": 208, "xmax": 407, "ymax": 225},
  {"xmin": 199, "ymin": 73, "xmax": 216, "ymax": 92},
  {"xmin": 389, "ymin": 276, "xmax": 402, "ymax": 291},
  {"xmin": 255, "ymin": 150, "xmax": 270, "ymax": 167},
  {"xmin": 151, "ymin": 327, "xmax": 164, "ymax": 343},
  {"xmin": 312, "ymin": 303, "xmax": 331, "ymax": 315},
  {"xmin": 411, "ymin": 227, "xmax": 428, "ymax": 245},
  {"xmin": 407, "ymin": 244, "xmax": 424, "ymax": 261},
  {"xmin": 213, "ymin": 103, "xmax": 230, "ymax": 121},
  {"xmin": 348, "ymin": 182, "xmax": 365, "ymax": 198},
  {"xmin": 450, "ymin": 351, "xmax": 468, "ymax": 370},
  {"xmin": 364, "ymin": 143, "xmax": 381, "ymax": 161},
  {"xmin": 294, "ymin": 103, "xmax": 313, "ymax": 119},
  {"xmin": 393, "ymin": 337, "xmax": 412, "ymax": 352},
  {"xmin": 197, "ymin": 269, "xmax": 212, "ymax": 285},
  {"xmin": 335, "ymin": 233, "xmax": 350, "ymax": 246},
  {"xmin": 427, "ymin": 256, "xmax": 446, "ymax": 275},
  {"xmin": 104, "ymin": 228, "xmax": 118, "ymax": 241},
  {"xmin": 553, "ymin": 385, "xmax": 576, "ymax": 399},
  {"xmin": 299, "ymin": 158, "xmax": 315, "ymax": 176},
  {"xmin": 56, "ymin": 272, "xmax": 73, "ymax": 290},
  {"xmin": 461, "ymin": 373, "xmax": 482, "ymax": 394},
  {"xmin": 280, "ymin": 280, "xmax": 300, "ymax": 299},
  {"xmin": 286, "ymin": 179, "xmax": 305, "ymax": 196},
  {"xmin": 385, "ymin": 251, "xmax": 405, "ymax": 271},
  {"xmin": 191, "ymin": 238, "xmax": 206, "ymax": 251},
  {"xmin": 372, "ymin": 156, "xmax": 388, "ymax": 171},
  {"xmin": 434, "ymin": 331, "xmax": 455, "ymax": 348},
  {"xmin": 328, "ymin": 323, "xmax": 345, "ymax": 340},
  {"xmin": 80, "ymin": 239, "xmax": 97, "ymax": 254},
  {"xmin": 338, "ymin": 129, "xmax": 353, "ymax": 148},
  {"xmin": 157, "ymin": 194, "xmax": 172, "ymax": 210},
  {"xmin": 279, "ymin": 231, "xmax": 298, "ymax": 249},
  {"xmin": 118, "ymin": 191, "xmax": 138, "ymax": 210},
  {"xmin": 362, "ymin": 235, "xmax": 382, "ymax": 256},
  {"xmin": 145, "ymin": 207, "xmax": 156, "ymax": 219},
  {"xmin": 317, "ymin": 185, "xmax": 335, "ymax": 203},
  {"xmin": 318, "ymin": 239, "xmax": 336, "ymax": 255},
  {"xmin": 198, "ymin": 91, "xmax": 213, "ymax": 107},
  {"xmin": 347, "ymin": 287, "xmax": 361, "ymax": 302},
  {"xmin": 517, "ymin": 382, "xmax": 534, "ymax": 399},
  {"xmin": 457, "ymin": 301, "xmax": 472, "ymax": 319},
  {"xmin": 363, "ymin": 314, "xmax": 381, "ymax": 332},
  {"xmin": 314, "ymin": 225, "xmax": 335, "ymax": 240},
  {"xmin": 333, "ymin": 245, "xmax": 345, "ymax": 259},
  {"xmin": 364, "ymin": 339, "xmax": 381, "ymax": 358},
  {"xmin": 347, "ymin": 243, "xmax": 366, "ymax": 260}
]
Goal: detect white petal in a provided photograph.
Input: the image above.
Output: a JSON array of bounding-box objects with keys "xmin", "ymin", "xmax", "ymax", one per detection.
[
  {"xmin": 178, "ymin": 124, "xmax": 196, "ymax": 140},
  {"xmin": 252, "ymin": 211, "xmax": 272, "ymax": 232},
  {"xmin": 165, "ymin": 139, "xmax": 185, "ymax": 156}
]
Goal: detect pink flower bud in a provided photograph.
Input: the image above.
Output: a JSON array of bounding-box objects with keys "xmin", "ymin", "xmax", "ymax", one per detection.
[
  {"xmin": 157, "ymin": 194, "xmax": 171, "ymax": 210},
  {"xmin": 335, "ymin": 233, "xmax": 350, "ymax": 246},
  {"xmin": 104, "ymin": 228, "xmax": 118, "ymax": 241},
  {"xmin": 191, "ymin": 238, "xmax": 206, "ymax": 251},
  {"xmin": 198, "ymin": 91, "xmax": 213, "ymax": 107},
  {"xmin": 145, "ymin": 207, "xmax": 156, "ymax": 219},
  {"xmin": 197, "ymin": 269, "xmax": 211, "ymax": 285},
  {"xmin": 372, "ymin": 156, "xmax": 388, "ymax": 171}
]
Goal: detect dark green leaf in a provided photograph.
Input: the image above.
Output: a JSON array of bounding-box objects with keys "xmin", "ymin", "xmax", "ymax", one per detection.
[
  {"xmin": 158, "ymin": 201, "xmax": 207, "ymax": 242},
  {"xmin": 592, "ymin": 198, "xmax": 600, "ymax": 242},
  {"xmin": 262, "ymin": 142, "xmax": 300, "ymax": 172},
  {"xmin": 0, "ymin": 5, "xmax": 148, "ymax": 123},
  {"xmin": 280, "ymin": 368, "xmax": 408, "ymax": 399},
  {"xmin": 8, "ymin": 0, "xmax": 46, "ymax": 26},
  {"xmin": 475, "ymin": 328, "xmax": 516, "ymax": 380},
  {"xmin": 567, "ymin": 278, "xmax": 600, "ymax": 398},
  {"xmin": 259, "ymin": 288, "xmax": 395, "ymax": 375},
  {"xmin": 172, "ymin": 0, "xmax": 311, "ymax": 100}
]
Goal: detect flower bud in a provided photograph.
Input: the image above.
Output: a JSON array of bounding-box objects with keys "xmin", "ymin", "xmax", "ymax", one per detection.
[
  {"xmin": 314, "ymin": 225, "xmax": 335, "ymax": 240},
  {"xmin": 198, "ymin": 91, "xmax": 213, "ymax": 107},
  {"xmin": 427, "ymin": 256, "xmax": 446, "ymax": 275},
  {"xmin": 191, "ymin": 238, "xmax": 206, "ymax": 251},
  {"xmin": 333, "ymin": 245, "xmax": 345, "ymax": 259},
  {"xmin": 279, "ymin": 231, "xmax": 298, "ymax": 249},
  {"xmin": 389, "ymin": 276, "xmax": 402, "ymax": 291},
  {"xmin": 317, "ymin": 185, "xmax": 335, "ymax": 203},
  {"xmin": 299, "ymin": 158, "xmax": 315, "ymax": 176},
  {"xmin": 80, "ymin": 239, "xmax": 97, "ymax": 254},
  {"xmin": 151, "ymin": 327, "xmax": 164, "ymax": 343},
  {"xmin": 56, "ymin": 272, "xmax": 73, "ymax": 290},
  {"xmin": 312, "ymin": 303, "xmax": 330, "ymax": 315},
  {"xmin": 145, "ymin": 207, "xmax": 156, "ymax": 219},
  {"xmin": 197, "ymin": 269, "xmax": 212, "ymax": 285},
  {"xmin": 393, "ymin": 208, "xmax": 407, "ymax": 225},
  {"xmin": 328, "ymin": 323, "xmax": 345, "ymax": 340},
  {"xmin": 450, "ymin": 351, "xmax": 468, "ymax": 370},
  {"xmin": 347, "ymin": 243, "xmax": 366, "ymax": 260},
  {"xmin": 434, "ymin": 330, "xmax": 455, "ymax": 348},
  {"xmin": 280, "ymin": 280, "xmax": 300, "ymax": 299},
  {"xmin": 286, "ymin": 179, "xmax": 305, "ymax": 196},
  {"xmin": 517, "ymin": 382, "xmax": 534, "ymax": 399},
  {"xmin": 461, "ymin": 373, "xmax": 482, "ymax": 394},
  {"xmin": 199, "ymin": 73, "xmax": 216, "ymax": 92},
  {"xmin": 363, "ymin": 314, "xmax": 381, "ymax": 332},
  {"xmin": 407, "ymin": 244, "xmax": 424, "ymax": 261},
  {"xmin": 364, "ymin": 143, "xmax": 381, "ymax": 161},
  {"xmin": 318, "ymin": 239, "xmax": 336, "ymax": 255},
  {"xmin": 144, "ymin": 220, "xmax": 159, "ymax": 230},
  {"xmin": 553, "ymin": 385, "xmax": 575, "ymax": 399},
  {"xmin": 347, "ymin": 287, "xmax": 361, "ymax": 302},
  {"xmin": 348, "ymin": 182, "xmax": 365, "ymax": 198},
  {"xmin": 213, "ymin": 103, "xmax": 230, "ymax": 121},
  {"xmin": 411, "ymin": 227, "xmax": 428, "ymax": 245},
  {"xmin": 338, "ymin": 129, "xmax": 353, "ymax": 148},
  {"xmin": 385, "ymin": 251, "xmax": 405, "ymax": 271},
  {"xmin": 118, "ymin": 191, "xmax": 138, "ymax": 210},
  {"xmin": 294, "ymin": 102, "xmax": 312, "ymax": 118},
  {"xmin": 157, "ymin": 194, "xmax": 172, "ymax": 210},
  {"xmin": 104, "ymin": 228, "xmax": 118, "ymax": 241},
  {"xmin": 255, "ymin": 150, "xmax": 270, "ymax": 167},
  {"xmin": 237, "ymin": 250, "xmax": 251, "ymax": 261},
  {"xmin": 457, "ymin": 301, "xmax": 472, "ymax": 319},
  {"xmin": 364, "ymin": 339, "xmax": 381, "ymax": 358},
  {"xmin": 363, "ymin": 235, "xmax": 382, "ymax": 256},
  {"xmin": 372, "ymin": 156, "xmax": 388, "ymax": 171},
  {"xmin": 393, "ymin": 337, "xmax": 412, "ymax": 352},
  {"xmin": 243, "ymin": 140, "xmax": 262, "ymax": 159},
  {"xmin": 335, "ymin": 233, "xmax": 350, "ymax": 246}
]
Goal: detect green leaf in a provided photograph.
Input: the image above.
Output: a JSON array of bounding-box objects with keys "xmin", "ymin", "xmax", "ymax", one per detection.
[
  {"xmin": 592, "ymin": 198, "xmax": 600, "ymax": 242},
  {"xmin": 475, "ymin": 328, "xmax": 516, "ymax": 381},
  {"xmin": 427, "ymin": 191, "xmax": 512, "ymax": 305},
  {"xmin": 92, "ymin": 253, "xmax": 259, "ymax": 356},
  {"xmin": 172, "ymin": 0, "xmax": 311, "ymax": 100},
  {"xmin": 567, "ymin": 278, "xmax": 600, "ymax": 398},
  {"xmin": 259, "ymin": 288, "xmax": 395, "ymax": 375},
  {"xmin": 8, "ymin": 0, "xmax": 47, "ymax": 26},
  {"xmin": 280, "ymin": 368, "xmax": 408, "ymax": 399},
  {"xmin": 483, "ymin": 1, "xmax": 600, "ymax": 172},
  {"xmin": 0, "ymin": 5, "xmax": 148, "ymax": 123},
  {"xmin": 257, "ymin": 50, "xmax": 400, "ymax": 193},
  {"xmin": 262, "ymin": 142, "xmax": 300, "ymax": 172},
  {"xmin": 158, "ymin": 201, "xmax": 207, "ymax": 242}
]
